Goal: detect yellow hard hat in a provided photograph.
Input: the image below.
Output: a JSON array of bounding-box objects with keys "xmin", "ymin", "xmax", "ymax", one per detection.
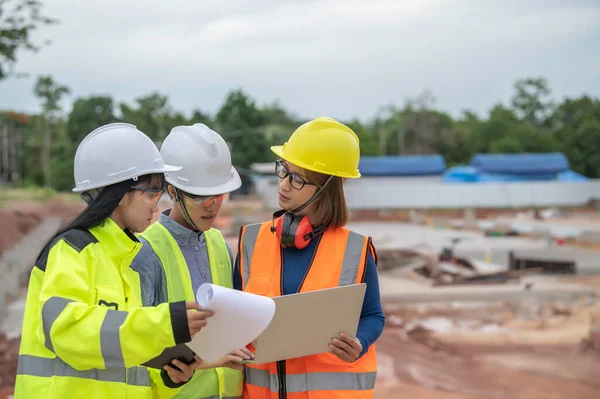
[{"xmin": 271, "ymin": 117, "xmax": 361, "ymax": 178}]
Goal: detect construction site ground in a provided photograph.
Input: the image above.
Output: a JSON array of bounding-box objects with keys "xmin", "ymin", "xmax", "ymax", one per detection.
[{"xmin": 1, "ymin": 193, "xmax": 599, "ymax": 398}]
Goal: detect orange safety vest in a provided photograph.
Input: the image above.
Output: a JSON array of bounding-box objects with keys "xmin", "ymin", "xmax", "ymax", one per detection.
[{"xmin": 238, "ymin": 220, "xmax": 378, "ymax": 399}]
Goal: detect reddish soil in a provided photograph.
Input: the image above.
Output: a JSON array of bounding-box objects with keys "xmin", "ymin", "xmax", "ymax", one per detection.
[
  {"xmin": 0, "ymin": 334, "xmax": 18, "ymax": 394},
  {"xmin": 375, "ymin": 301, "xmax": 600, "ymax": 399},
  {"xmin": 0, "ymin": 199, "xmax": 83, "ymax": 256}
]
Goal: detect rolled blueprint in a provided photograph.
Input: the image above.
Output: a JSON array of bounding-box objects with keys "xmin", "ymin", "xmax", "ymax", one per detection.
[{"xmin": 186, "ymin": 283, "xmax": 276, "ymax": 363}]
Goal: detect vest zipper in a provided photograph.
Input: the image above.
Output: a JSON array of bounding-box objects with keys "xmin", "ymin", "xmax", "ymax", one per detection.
[
  {"xmin": 276, "ymin": 237, "xmax": 322, "ymax": 398},
  {"xmin": 277, "ymin": 360, "xmax": 287, "ymax": 399}
]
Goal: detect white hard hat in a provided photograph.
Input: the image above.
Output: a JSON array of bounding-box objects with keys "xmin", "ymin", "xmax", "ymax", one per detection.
[
  {"xmin": 72, "ymin": 122, "xmax": 181, "ymax": 193},
  {"xmin": 161, "ymin": 123, "xmax": 241, "ymax": 196}
]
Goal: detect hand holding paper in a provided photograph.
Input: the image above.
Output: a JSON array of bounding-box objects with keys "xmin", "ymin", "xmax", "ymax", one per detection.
[
  {"xmin": 196, "ymin": 348, "xmax": 254, "ymax": 370},
  {"xmin": 186, "ymin": 284, "xmax": 276, "ymax": 363},
  {"xmin": 185, "ymin": 301, "xmax": 214, "ymax": 338}
]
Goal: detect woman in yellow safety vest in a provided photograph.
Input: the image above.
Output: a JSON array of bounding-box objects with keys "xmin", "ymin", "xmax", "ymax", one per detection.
[
  {"xmin": 132, "ymin": 123, "xmax": 252, "ymax": 399},
  {"xmin": 14, "ymin": 123, "xmax": 212, "ymax": 399},
  {"xmin": 235, "ymin": 117, "xmax": 385, "ymax": 399}
]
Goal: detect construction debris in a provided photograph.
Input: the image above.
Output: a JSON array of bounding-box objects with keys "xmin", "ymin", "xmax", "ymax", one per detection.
[
  {"xmin": 509, "ymin": 251, "xmax": 577, "ymax": 274},
  {"xmin": 581, "ymin": 313, "xmax": 600, "ymax": 352},
  {"xmin": 377, "ymin": 246, "xmax": 519, "ymax": 286}
]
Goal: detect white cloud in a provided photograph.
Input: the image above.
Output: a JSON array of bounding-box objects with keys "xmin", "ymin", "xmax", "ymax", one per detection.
[{"xmin": 0, "ymin": 0, "xmax": 598, "ymax": 120}]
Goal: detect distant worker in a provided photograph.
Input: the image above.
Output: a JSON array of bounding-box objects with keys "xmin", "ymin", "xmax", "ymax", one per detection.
[
  {"xmin": 235, "ymin": 117, "xmax": 385, "ymax": 398},
  {"xmin": 132, "ymin": 123, "xmax": 251, "ymax": 399},
  {"xmin": 14, "ymin": 123, "xmax": 212, "ymax": 399}
]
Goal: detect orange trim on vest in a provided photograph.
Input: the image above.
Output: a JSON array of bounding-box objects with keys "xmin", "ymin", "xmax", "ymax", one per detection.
[{"xmin": 239, "ymin": 221, "xmax": 378, "ymax": 399}]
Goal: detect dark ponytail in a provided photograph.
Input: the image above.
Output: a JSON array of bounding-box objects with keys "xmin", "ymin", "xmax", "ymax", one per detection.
[{"xmin": 36, "ymin": 173, "xmax": 165, "ymax": 262}]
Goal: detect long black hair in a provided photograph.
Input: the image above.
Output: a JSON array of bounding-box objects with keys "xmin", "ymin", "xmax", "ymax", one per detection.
[{"xmin": 36, "ymin": 173, "xmax": 165, "ymax": 262}]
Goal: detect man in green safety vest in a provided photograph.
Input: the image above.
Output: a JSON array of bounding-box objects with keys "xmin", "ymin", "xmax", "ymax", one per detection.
[{"xmin": 131, "ymin": 123, "xmax": 251, "ymax": 398}]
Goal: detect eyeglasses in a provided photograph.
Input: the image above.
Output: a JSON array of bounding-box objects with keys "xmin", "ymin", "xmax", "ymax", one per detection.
[
  {"xmin": 183, "ymin": 193, "xmax": 226, "ymax": 209},
  {"xmin": 275, "ymin": 160, "xmax": 316, "ymax": 190},
  {"xmin": 131, "ymin": 186, "xmax": 163, "ymax": 207}
]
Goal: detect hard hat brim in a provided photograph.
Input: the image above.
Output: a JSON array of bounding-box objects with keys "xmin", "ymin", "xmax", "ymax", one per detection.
[
  {"xmin": 270, "ymin": 145, "xmax": 285, "ymax": 161},
  {"xmin": 166, "ymin": 166, "xmax": 242, "ymax": 196},
  {"xmin": 270, "ymin": 145, "xmax": 361, "ymax": 179},
  {"xmin": 72, "ymin": 164, "xmax": 183, "ymax": 192}
]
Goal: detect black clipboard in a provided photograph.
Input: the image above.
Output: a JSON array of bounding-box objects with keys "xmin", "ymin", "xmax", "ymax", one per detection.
[{"xmin": 142, "ymin": 344, "xmax": 197, "ymax": 370}]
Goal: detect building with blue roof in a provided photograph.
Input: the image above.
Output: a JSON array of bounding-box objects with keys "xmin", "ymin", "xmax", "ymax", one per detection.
[
  {"xmin": 443, "ymin": 153, "xmax": 588, "ymax": 183},
  {"xmin": 358, "ymin": 155, "xmax": 446, "ymax": 177}
]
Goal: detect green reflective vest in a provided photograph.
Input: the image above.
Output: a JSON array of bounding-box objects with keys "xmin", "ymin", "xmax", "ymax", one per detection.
[{"xmin": 140, "ymin": 222, "xmax": 242, "ymax": 399}]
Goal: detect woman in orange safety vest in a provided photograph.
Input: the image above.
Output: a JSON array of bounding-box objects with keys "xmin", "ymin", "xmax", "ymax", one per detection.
[{"xmin": 234, "ymin": 117, "xmax": 386, "ymax": 399}]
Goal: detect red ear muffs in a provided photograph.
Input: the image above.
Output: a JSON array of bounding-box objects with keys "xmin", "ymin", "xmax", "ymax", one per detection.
[{"xmin": 275, "ymin": 212, "xmax": 315, "ymax": 249}]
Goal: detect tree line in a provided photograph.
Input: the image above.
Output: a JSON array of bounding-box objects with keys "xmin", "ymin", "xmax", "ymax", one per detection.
[
  {"xmin": 0, "ymin": 0, "xmax": 599, "ymax": 191},
  {"xmin": 1, "ymin": 75, "xmax": 600, "ymax": 191}
]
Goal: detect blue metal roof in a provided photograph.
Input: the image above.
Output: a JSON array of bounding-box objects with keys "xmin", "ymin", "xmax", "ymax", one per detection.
[
  {"xmin": 359, "ymin": 155, "xmax": 446, "ymax": 176},
  {"xmin": 469, "ymin": 153, "xmax": 570, "ymax": 174}
]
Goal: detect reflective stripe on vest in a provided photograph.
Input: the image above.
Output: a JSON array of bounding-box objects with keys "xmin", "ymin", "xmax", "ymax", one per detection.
[
  {"xmin": 17, "ymin": 354, "xmax": 150, "ymax": 387},
  {"xmin": 139, "ymin": 222, "xmax": 242, "ymax": 399},
  {"xmin": 240, "ymin": 223, "xmax": 261, "ymax": 290},
  {"xmin": 42, "ymin": 296, "xmax": 128, "ymax": 369},
  {"xmin": 244, "ymin": 367, "xmax": 376, "ymax": 392}
]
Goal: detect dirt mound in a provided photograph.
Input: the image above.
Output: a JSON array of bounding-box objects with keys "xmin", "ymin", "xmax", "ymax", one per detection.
[
  {"xmin": 0, "ymin": 199, "xmax": 83, "ymax": 256},
  {"xmin": 0, "ymin": 211, "xmax": 41, "ymax": 257},
  {"xmin": 376, "ymin": 301, "xmax": 600, "ymax": 398}
]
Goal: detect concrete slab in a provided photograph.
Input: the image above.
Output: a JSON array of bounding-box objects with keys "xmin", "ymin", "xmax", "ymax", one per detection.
[
  {"xmin": 379, "ymin": 273, "xmax": 597, "ymax": 304},
  {"xmin": 0, "ymin": 297, "xmax": 25, "ymax": 339},
  {"xmin": 347, "ymin": 221, "xmax": 600, "ymax": 274}
]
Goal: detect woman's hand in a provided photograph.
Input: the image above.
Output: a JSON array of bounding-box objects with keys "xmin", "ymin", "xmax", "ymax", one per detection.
[
  {"xmin": 329, "ymin": 333, "xmax": 362, "ymax": 363},
  {"xmin": 220, "ymin": 347, "xmax": 255, "ymax": 370},
  {"xmin": 198, "ymin": 347, "xmax": 254, "ymax": 371},
  {"xmin": 164, "ymin": 355, "xmax": 203, "ymax": 384}
]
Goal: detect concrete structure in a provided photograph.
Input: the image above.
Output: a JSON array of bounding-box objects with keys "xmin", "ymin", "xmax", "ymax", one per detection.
[{"xmin": 253, "ymin": 177, "xmax": 600, "ymax": 210}]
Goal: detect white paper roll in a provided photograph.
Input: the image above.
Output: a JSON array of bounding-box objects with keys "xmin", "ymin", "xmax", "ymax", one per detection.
[{"xmin": 186, "ymin": 283, "xmax": 276, "ymax": 363}]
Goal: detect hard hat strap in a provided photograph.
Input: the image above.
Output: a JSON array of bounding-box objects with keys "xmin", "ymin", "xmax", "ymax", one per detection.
[
  {"xmin": 291, "ymin": 174, "xmax": 334, "ymax": 214},
  {"xmin": 173, "ymin": 187, "xmax": 202, "ymax": 232},
  {"xmin": 269, "ymin": 174, "xmax": 335, "ymax": 244},
  {"xmin": 81, "ymin": 188, "xmax": 103, "ymax": 205}
]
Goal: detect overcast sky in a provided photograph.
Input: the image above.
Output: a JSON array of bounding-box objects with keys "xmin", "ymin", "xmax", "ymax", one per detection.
[{"xmin": 0, "ymin": 0, "xmax": 598, "ymax": 121}]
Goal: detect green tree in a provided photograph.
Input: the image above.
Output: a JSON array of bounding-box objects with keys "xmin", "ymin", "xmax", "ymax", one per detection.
[
  {"xmin": 33, "ymin": 75, "xmax": 70, "ymax": 188},
  {"xmin": 0, "ymin": 0, "xmax": 57, "ymax": 79},
  {"xmin": 189, "ymin": 108, "xmax": 213, "ymax": 126},
  {"xmin": 401, "ymin": 91, "xmax": 453, "ymax": 155},
  {"xmin": 569, "ymin": 120, "xmax": 600, "ymax": 178},
  {"xmin": 371, "ymin": 104, "xmax": 403, "ymax": 155},
  {"xmin": 120, "ymin": 92, "xmax": 175, "ymax": 140},
  {"xmin": 46, "ymin": 96, "xmax": 118, "ymax": 190},
  {"xmin": 511, "ymin": 77, "xmax": 554, "ymax": 127},
  {"xmin": 489, "ymin": 137, "xmax": 522, "ymax": 153},
  {"xmin": 215, "ymin": 89, "xmax": 269, "ymax": 169},
  {"xmin": 34, "ymin": 75, "xmax": 70, "ymax": 119},
  {"xmin": 345, "ymin": 119, "xmax": 379, "ymax": 156},
  {"xmin": 67, "ymin": 96, "xmax": 117, "ymax": 143},
  {"xmin": 551, "ymin": 96, "xmax": 600, "ymax": 177}
]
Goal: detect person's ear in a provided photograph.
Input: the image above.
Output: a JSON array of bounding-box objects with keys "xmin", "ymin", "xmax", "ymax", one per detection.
[{"xmin": 167, "ymin": 185, "xmax": 175, "ymax": 199}]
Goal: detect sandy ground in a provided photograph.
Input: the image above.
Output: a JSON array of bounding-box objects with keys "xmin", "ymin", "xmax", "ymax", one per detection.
[
  {"xmin": 1, "ymin": 196, "xmax": 600, "ymax": 398},
  {"xmin": 374, "ymin": 296, "xmax": 600, "ymax": 399}
]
